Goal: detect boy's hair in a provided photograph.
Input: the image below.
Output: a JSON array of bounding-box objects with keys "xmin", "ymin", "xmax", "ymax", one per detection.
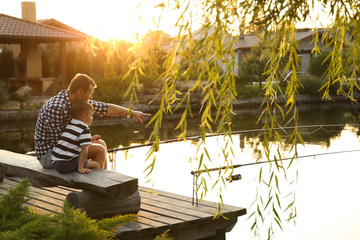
[
  {"xmin": 70, "ymin": 100, "xmax": 94, "ymax": 119},
  {"xmin": 68, "ymin": 73, "xmax": 97, "ymax": 94}
]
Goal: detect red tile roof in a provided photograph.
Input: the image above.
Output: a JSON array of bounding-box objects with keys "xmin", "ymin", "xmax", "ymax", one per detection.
[{"xmin": 0, "ymin": 14, "xmax": 87, "ymax": 43}]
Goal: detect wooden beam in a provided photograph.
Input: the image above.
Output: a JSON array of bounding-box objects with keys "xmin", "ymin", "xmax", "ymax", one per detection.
[
  {"xmin": 0, "ymin": 150, "xmax": 138, "ymax": 198},
  {"xmin": 67, "ymin": 190, "xmax": 141, "ymax": 219}
]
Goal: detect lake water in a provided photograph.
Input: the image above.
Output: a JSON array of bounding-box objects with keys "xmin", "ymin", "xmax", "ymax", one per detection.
[{"xmin": 1, "ymin": 102, "xmax": 360, "ymax": 239}]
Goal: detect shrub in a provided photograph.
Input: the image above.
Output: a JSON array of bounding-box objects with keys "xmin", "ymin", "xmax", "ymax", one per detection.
[
  {"xmin": 307, "ymin": 50, "xmax": 331, "ymax": 78},
  {"xmin": 236, "ymin": 84, "xmax": 266, "ymax": 98},
  {"xmin": 297, "ymin": 75, "xmax": 340, "ymax": 96},
  {"xmin": 92, "ymin": 74, "xmax": 132, "ymax": 103},
  {"xmin": 297, "ymin": 75, "xmax": 323, "ymax": 95},
  {"xmin": 0, "ymin": 179, "xmax": 136, "ymax": 240}
]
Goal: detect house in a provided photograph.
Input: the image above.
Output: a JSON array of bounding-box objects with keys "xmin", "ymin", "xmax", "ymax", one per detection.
[
  {"xmin": 234, "ymin": 28, "xmax": 339, "ymax": 75},
  {"xmin": 0, "ymin": 1, "xmax": 88, "ymax": 95}
]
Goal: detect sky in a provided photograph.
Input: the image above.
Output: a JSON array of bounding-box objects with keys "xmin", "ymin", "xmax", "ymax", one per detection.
[
  {"xmin": 0, "ymin": 0, "xmax": 182, "ymax": 41},
  {"xmin": 1, "ymin": 0, "xmax": 332, "ymax": 42}
]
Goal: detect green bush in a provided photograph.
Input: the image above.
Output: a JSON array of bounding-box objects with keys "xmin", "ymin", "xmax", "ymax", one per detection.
[
  {"xmin": 235, "ymin": 74, "xmax": 343, "ymax": 99},
  {"xmin": 307, "ymin": 50, "xmax": 331, "ymax": 78},
  {"xmin": 139, "ymin": 72, "xmax": 160, "ymax": 89},
  {"xmin": 92, "ymin": 74, "xmax": 132, "ymax": 103},
  {"xmin": 236, "ymin": 84, "xmax": 266, "ymax": 98},
  {"xmin": 0, "ymin": 179, "xmax": 136, "ymax": 240},
  {"xmin": 297, "ymin": 75, "xmax": 340, "ymax": 96}
]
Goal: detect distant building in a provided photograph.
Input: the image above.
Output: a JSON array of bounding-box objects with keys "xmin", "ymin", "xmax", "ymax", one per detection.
[{"xmin": 234, "ymin": 28, "xmax": 348, "ymax": 75}]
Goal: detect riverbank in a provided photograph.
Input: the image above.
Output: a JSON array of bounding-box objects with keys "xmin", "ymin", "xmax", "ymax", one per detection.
[{"xmin": 0, "ymin": 94, "xmax": 359, "ymax": 125}]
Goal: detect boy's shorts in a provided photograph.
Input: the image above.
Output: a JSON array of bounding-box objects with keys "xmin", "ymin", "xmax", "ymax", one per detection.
[
  {"xmin": 52, "ymin": 156, "xmax": 88, "ymax": 173},
  {"xmin": 39, "ymin": 151, "xmax": 54, "ymax": 169}
]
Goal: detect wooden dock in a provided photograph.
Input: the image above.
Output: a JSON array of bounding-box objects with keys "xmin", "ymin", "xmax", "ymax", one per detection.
[{"xmin": 0, "ymin": 176, "xmax": 246, "ymax": 240}]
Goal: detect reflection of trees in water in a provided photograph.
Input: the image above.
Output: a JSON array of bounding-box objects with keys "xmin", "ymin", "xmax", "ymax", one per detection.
[
  {"xmin": 246, "ymin": 125, "xmax": 344, "ymax": 153},
  {"xmin": 0, "ymin": 129, "xmax": 34, "ymax": 153},
  {"xmin": 0, "ymin": 103, "xmax": 359, "ymax": 154},
  {"xmin": 91, "ymin": 116, "xmax": 205, "ymax": 149},
  {"xmin": 298, "ymin": 127, "xmax": 343, "ymax": 148}
]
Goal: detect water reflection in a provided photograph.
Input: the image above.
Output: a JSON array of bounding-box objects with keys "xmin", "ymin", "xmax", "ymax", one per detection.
[
  {"xmin": 0, "ymin": 102, "xmax": 358, "ymax": 154},
  {"xmin": 109, "ymin": 125, "xmax": 360, "ymax": 240},
  {"xmin": 1, "ymin": 103, "xmax": 360, "ymax": 239}
]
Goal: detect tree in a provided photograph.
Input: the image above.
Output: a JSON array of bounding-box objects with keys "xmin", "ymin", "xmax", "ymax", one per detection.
[
  {"xmin": 307, "ymin": 50, "xmax": 331, "ymax": 78},
  {"xmin": 139, "ymin": 30, "xmax": 169, "ymax": 87},
  {"xmin": 115, "ymin": 1, "xmax": 360, "ymax": 239},
  {"xmin": 238, "ymin": 44, "xmax": 269, "ymax": 88}
]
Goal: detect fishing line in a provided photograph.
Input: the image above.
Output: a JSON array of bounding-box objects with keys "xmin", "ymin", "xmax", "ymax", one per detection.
[
  {"xmin": 107, "ymin": 123, "xmax": 360, "ymax": 153},
  {"xmin": 190, "ymin": 149, "xmax": 360, "ymax": 176}
]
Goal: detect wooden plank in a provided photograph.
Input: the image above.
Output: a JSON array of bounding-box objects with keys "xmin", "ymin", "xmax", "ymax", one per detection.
[
  {"xmin": 126, "ymin": 214, "xmax": 171, "ymax": 237},
  {"xmin": 0, "ymin": 182, "xmax": 64, "ymax": 208},
  {"xmin": 139, "ymin": 188, "xmax": 233, "ymax": 217},
  {"xmin": 140, "ymin": 199, "xmax": 199, "ymax": 221},
  {"xmin": 139, "ymin": 186, "xmax": 246, "ymax": 215},
  {"xmin": 2, "ymin": 178, "xmax": 69, "ymax": 201},
  {"xmin": 0, "ymin": 189, "xmax": 61, "ymax": 215},
  {"xmin": 138, "ymin": 209, "xmax": 183, "ymax": 225},
  {"xmin": 0, "ymin": 180, "xmax": 63, "ymax": 213},
  {"xmin": 0, "ymin": 149, "xmax": 138, "ymax": 198},
  {"xmin": 140, "ymin": 193, "xmax": 213, "ymax": 218},
  {"xmin": 27, "ymin": 198, "xmax": 62, "ymax": 214}
]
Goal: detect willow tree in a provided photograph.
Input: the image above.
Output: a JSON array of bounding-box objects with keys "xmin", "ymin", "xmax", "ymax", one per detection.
[{"xmin": 120, "ymin": 0, "xmax": 360, "ymax": 238}]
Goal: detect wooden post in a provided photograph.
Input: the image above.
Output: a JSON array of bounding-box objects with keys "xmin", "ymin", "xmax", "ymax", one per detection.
[{"xmin": 59, "ymin": 41, "xmax": 66, "ymax": 87}]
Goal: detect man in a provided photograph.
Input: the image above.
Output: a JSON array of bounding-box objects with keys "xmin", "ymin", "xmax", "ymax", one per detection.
[{"xmin": 35, "ymin": 73, "xmax": 150, "ymax": 169}]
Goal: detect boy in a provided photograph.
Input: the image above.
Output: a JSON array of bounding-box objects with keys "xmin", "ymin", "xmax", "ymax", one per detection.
[{"xmin": 51, "ymin": 100, "xmax": 101, "ymax": 174}]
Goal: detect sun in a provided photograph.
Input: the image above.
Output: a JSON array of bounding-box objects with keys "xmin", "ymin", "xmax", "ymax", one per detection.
[
  {"xmin": 3, "ymin": 0, "xmax": 186, "ymax": 42},
  {"xmin": 71, "ymin": 0, "xmax": 173, "ymax": 42}
]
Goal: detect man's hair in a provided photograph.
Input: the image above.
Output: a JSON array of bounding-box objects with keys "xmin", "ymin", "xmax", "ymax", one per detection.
[
  {"xmin": 70, "ymin": 100, "xmax": 94, "ymax": 119},
  {"xmin": 68, "ymin": 73, "xmax": 97, "ymax": 93}
]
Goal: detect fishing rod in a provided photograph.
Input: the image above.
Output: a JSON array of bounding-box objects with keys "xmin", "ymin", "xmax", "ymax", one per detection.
[
  {"xmin": 107, "ymin": 123, "xmax": 360, "ymax": 153},
  {"xmin": 191, "ymin": 149, "xmax": 360, "ymax": 206},
  {"xmin": 190, "ymin": 149, "xmax": 360, "ymax": 176}
]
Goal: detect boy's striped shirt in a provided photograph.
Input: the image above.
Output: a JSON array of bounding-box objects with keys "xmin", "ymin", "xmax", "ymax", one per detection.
[{"xmin": 51, "ymin": 118, "xmax": 92, "ymax": 162}]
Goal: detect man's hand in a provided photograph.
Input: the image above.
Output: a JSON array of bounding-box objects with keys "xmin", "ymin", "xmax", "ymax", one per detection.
[
  {"xmin": 107, "ymin": 104, "xmax": 151, "ymax": 123},
  {"xmin": 78, "ymin": 168, "xmax": 92, "ymax": 174},
  {"xmin": 131, "ymin": 110, "xmax": 151, "ymax": 124}
]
